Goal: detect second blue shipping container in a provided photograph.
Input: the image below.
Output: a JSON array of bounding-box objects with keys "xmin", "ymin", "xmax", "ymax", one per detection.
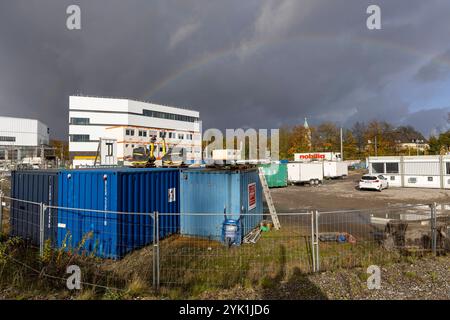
[
  {"xmin": 179, "ymin": 168, "xmax": 263, "ymax": 244},
  {"xmin": 57, "ymin": 168, "xmax": 180, "ymax": 259}
]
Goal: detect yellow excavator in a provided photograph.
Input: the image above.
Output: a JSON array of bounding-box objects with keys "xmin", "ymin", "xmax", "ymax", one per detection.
[
  {"xmin": 131, "ymin": 132, "xmax": 186, "ymax": 168},
  {"xmin": 130, "ymin": 135, "xmax": 157, "ymax": 168}
]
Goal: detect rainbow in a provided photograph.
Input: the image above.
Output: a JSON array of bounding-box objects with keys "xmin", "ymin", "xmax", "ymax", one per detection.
[{"xmin": 142, "ymin": 32, "xmax": 450, "ymax": 99}]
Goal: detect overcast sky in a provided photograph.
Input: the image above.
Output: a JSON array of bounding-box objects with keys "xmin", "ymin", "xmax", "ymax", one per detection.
[{"xmin": 1, "ymin": 0, "xmax": 450, "ymax": 139}]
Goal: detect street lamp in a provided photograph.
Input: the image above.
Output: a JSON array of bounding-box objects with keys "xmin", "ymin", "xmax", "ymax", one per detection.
[
  {"xmin": 395, "ymin": 140, "xmax": 402, "ymax": 155},
  {"xmin": 368, "ymin": 136, "xmax": 378, "ymax": 157}
]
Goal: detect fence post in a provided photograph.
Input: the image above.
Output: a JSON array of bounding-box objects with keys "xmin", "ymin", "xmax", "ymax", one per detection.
[
  {"xmin": 152, "ymin": 211, "xmax": 160, "ymax": 291},
  {"xmin": 156, "ymin": 211, "xmax": 160, "ymax": 291},
  {"xmin": 315, "ymin": 210, "xmax": 320, "ymax": 272},
  {"xmin": 430, "ymin": 203, "xmax": 437, "ymax": 256},
  {"xmin": 39, "ymin": 203, "xmax": 46, "ymax": 257},
  {"xmin": 310, "ymin": 211, "xmax": 316, "ymax": 272},
  {"xmin": 0, "ymin": 192, "xmax": 3, "ymax": 234},
  {"xmin": 152, "ymin": 211, "xmax": 156, "ymax": 289}
]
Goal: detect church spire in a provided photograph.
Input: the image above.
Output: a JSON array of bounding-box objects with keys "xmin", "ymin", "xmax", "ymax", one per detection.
[{"xmin": 304, "ymin": 117, "xmax": 312, "ymax": 150}]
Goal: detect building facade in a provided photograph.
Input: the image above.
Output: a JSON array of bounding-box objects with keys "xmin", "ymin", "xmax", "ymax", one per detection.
[
  {"xmin": 0, "ymin": 116, "xmax": 50, "ymax": 161},
  {"xmin": 69, "ymin": 96, "xmax": 202, "ymax": 165}
]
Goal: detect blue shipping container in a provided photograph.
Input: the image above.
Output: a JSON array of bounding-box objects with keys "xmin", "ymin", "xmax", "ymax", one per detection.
[
  {"xmin": 10, "ymin": 170, "xmax": 59, "ymax": 246},
  {"xmin": 179, "ymin": 168, "xmax": 263, "ymax": 244},
  {"xmin": 57, "ymin": 168, "xmax": 180, "ymax": 259}
]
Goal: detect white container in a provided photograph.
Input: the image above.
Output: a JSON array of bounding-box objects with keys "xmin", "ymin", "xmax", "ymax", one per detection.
[
  {"xmin": 323, "ymin": 161, "xmax": 348, "ymax": 178},
  {"xmin": 288, "ymin": 162, "xmax": 324, "ymax": 184}
]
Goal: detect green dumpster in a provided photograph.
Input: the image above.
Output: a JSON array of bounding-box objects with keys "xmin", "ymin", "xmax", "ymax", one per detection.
[{"xmin": 259, "ymin": 163, "xmax": 288, "ymax": 188}]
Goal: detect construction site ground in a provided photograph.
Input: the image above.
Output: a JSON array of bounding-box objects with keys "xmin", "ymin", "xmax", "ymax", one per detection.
[{"xmin": 270, "ymin": 170, "xmax": 450, "ymax": 212}]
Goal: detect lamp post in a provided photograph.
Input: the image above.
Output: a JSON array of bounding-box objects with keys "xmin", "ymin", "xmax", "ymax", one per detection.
[
  {"xmin": 395, "ymin": 140, "xmax": 402, "ymax": 155},
  {"xmin": 368, "ymin": 137, "xmax": 378, "ymax": 157}
]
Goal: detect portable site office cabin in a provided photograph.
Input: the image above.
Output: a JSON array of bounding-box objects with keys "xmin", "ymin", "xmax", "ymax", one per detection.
[
  {"xmin": 57, "ymin": 168, "xmax": 180, "ymax": 259},
  {"xmin": 368, "ymin": 156, "xmax": 450, "ymax": 189},
  {"xmin": 179, "ymin": 168, "xmax": 263, "ymax": 244}
]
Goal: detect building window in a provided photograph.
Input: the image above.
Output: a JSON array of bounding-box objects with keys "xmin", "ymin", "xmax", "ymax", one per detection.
[
  {"xmin": 70, "ymin": 135, "xmax": 90, "ymax": 142},
  {"xmin": 159, "ymin": 131, "xmax": 164, "ymax": 138},
  {"xmin": 446, "ymin": 163, "xmax": 450, "ymax": 175},
  {"xmin": 125, "ymin": 144, "xmax": 129, "ymax": 148},
  {"xmin": 386, "ymin": 163, "xmax": 399, "ymax": 174},
  {"xmin": 371, "ymin": 163, "xmax": 384, "ymax": 174},
  {"xmin": 142, "ymin": 109, "xmax": 198, "ymax": 123},
  {"xmin": 168, "ymin": 132, "xmax": 175, "ymax": 139},
  {"xmin": 186, "ymin": 134, "xmax": 193, "ymax": 140},
  {"xmin": 428, "ymin": 177, "xmax": 433, "ymax": 182},
  {"xmin": 178, "ymin": 133, "xmax": 184, "ymax": 140},
  {"xmin": 70, "ymin": 118, "xmax": 90, "ymax": 125},
  {"xmin": 390, "ymin": 176, "xmax": 395, "ymax": 181},
  {"xmin": 0, "ymin": 136, "xmax": 16, "ymax": 142},
  {"xmin": 138, "ymin": 130, "xmax": 147, "ymax": 137},
  {"xmin": 126, "ymin": 129, "xmax": 135, "ymax": 136}
]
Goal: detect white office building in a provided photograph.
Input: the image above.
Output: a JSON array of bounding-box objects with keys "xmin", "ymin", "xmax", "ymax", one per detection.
[
  {"xmin": 69, "ymin": 96, "xmax": 202, "ymax": 165},
  {"xmin": 0, "ymin": 116, "xmax": 50, "ymax": 161}
]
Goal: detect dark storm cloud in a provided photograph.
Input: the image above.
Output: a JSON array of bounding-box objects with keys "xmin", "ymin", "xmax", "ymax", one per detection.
[
  {"xmin": 0, "ymin": 0, "xmax": 449, "ymax": 139},
  {"xmin": 415, "ymin": 49, "xmax": 450, "ymax": 82}
]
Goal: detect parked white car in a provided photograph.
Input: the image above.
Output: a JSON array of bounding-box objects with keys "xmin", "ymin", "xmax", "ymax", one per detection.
[{"xmin": 359, "ymin": 174, "xmax": 389, "ymax": 191}]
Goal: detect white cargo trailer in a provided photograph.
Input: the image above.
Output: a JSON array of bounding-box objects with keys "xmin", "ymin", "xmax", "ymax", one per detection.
[
  {"xmin": 367, "ymin": 155, "xmax": 450, "ymax": 189},
  {"xmin": 323, "ymin": 161, "xmax": 348, "ymax": 179},
  {"xmin": 288, "ymin": 162, "xmax": 324, "ymax": 185}
]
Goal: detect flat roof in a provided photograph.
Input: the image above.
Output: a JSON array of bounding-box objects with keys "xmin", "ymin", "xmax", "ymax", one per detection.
[{"xmin": 70, "ymin": 94, "xmax": 198, "ymax": 113}]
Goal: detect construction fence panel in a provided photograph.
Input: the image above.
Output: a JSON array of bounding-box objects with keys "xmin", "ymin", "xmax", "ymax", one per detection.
[
  {"xmin": 317, "ymin": 204, "xmax": 449, "ymax": 271},
  {"xmin": 55, "ymin": 208, "xmax": 156, "ymax": 286},
  {"xmin": 6, "ymin": 196, "xmax": 42, "ymax": 247},
  {"xmin": 436, "ymin": 203, "xmax": 450, "ymax": 253},
  {"xmin": 158, "ymin": 212, "xmax": 314, "ymax": 289},
  {"xmin": 1, "ymin": 199, "xmax": 448, "ymax": 293}
]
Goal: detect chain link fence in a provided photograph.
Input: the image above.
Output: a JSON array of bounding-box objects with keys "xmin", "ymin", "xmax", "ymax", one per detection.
[{"xmin": 0, "ymin": 194, "xmax": 449, "ymax": 294}]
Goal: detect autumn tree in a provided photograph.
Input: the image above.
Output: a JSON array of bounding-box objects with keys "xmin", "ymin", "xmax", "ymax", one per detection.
[
  {"xmin": 279, "ymin": 126, "xmax": 292, "ymax": 160},
  {"xmin": 287, "ymin": 125, "xmax": 314, "ymax": 157},
  {"xmin": 313, "ymin": 122, "xmax": 340, "ymax": 152},
  {"xmin": 343, "ymin": 129, "xmax": 359, "ymax": 159},
  {"xmin": 352, "ymin": 122, "xmax": 367, "ymax": 158},
  {"xmin": 428, "ymin": 131, "xmax": 450, "ymax": 155},
  {"xmin": 364, "ymin": 121, "xmax": 397, "ymax": 156}
]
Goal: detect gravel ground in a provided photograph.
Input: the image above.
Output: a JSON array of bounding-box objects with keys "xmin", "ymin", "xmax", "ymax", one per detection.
[{"xmin": 197, "ymin": 256, "xmax": 450, "ymax": 300}]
